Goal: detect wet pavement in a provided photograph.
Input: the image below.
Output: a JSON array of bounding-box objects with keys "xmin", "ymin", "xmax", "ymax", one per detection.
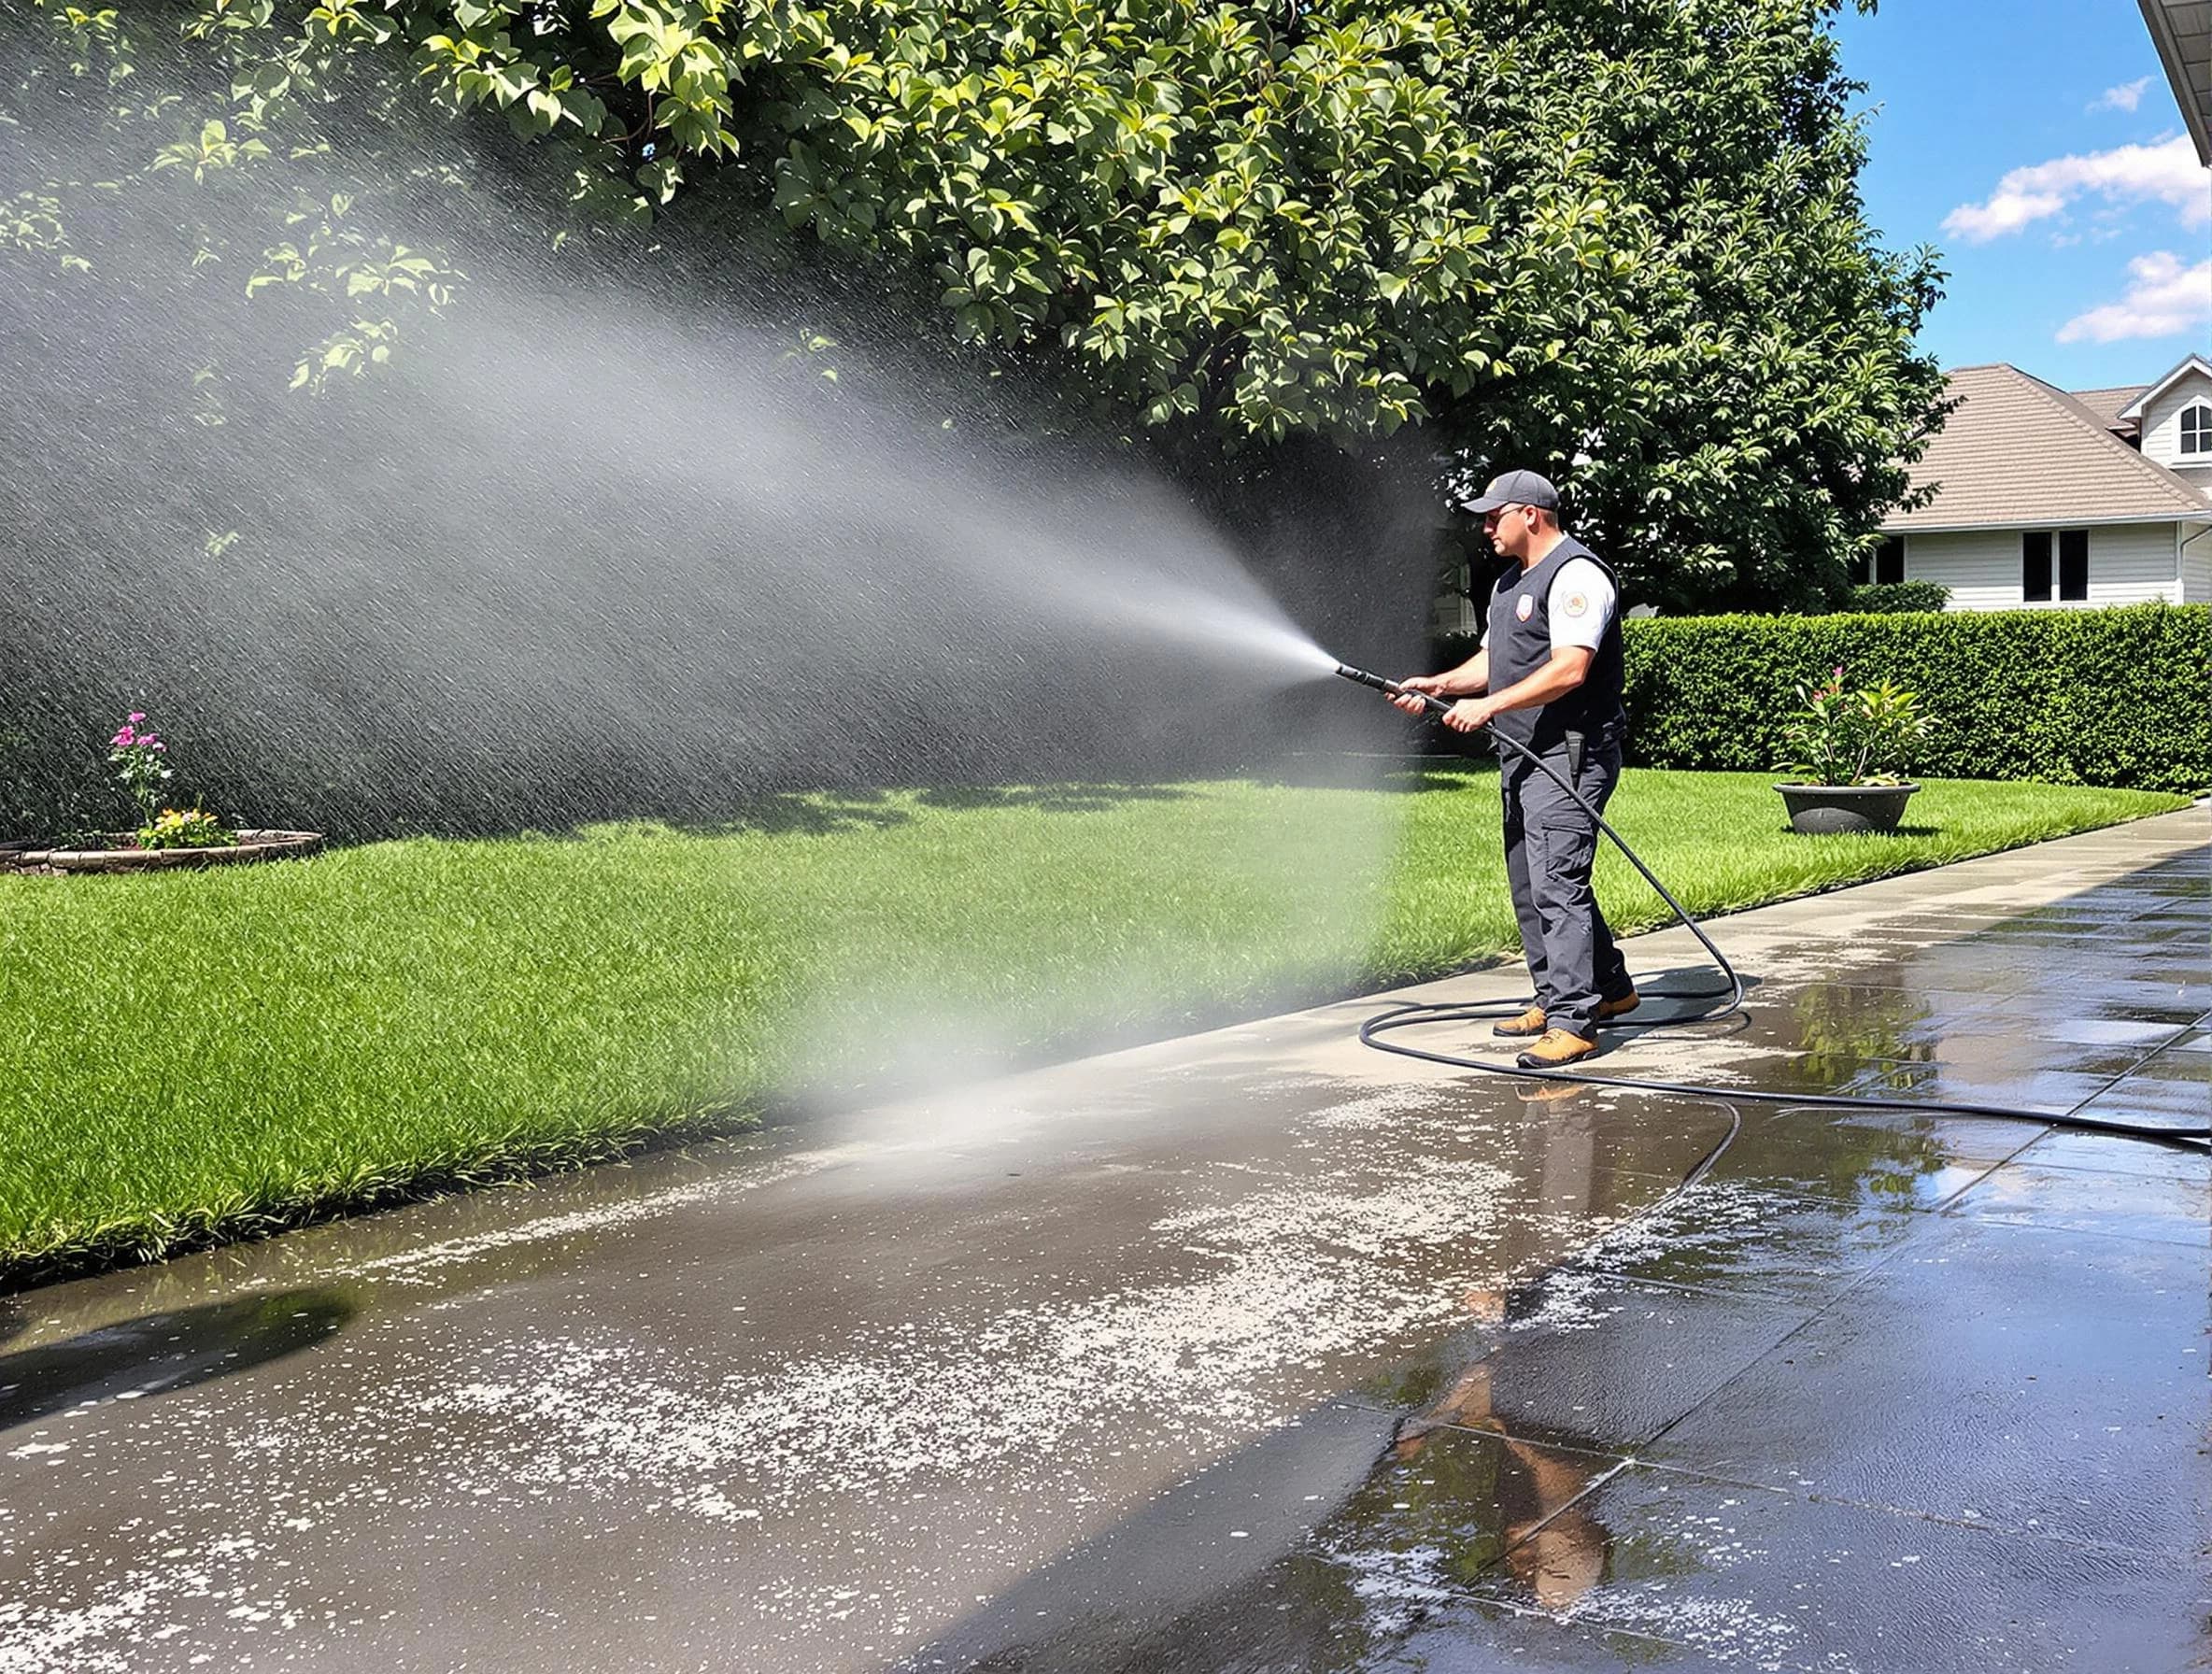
[{"xmin": 1, "ymin": 811, "xmax": 2205, "ymax": 1673}]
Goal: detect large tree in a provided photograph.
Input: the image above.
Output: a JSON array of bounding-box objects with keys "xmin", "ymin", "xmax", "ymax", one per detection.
[
  {"xmin": 5, "ymin": 0, "xmax": 1944, "ymax": 612},
  {"xmin": 1427, "ymin": 0, "xmax": 1950, "ymax": 613}
]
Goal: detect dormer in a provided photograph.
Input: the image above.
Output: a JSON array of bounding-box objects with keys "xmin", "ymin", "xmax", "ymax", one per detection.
[{"xmin": 2118, "ymin": 354, "xmax": 2212, "ymax": 479}]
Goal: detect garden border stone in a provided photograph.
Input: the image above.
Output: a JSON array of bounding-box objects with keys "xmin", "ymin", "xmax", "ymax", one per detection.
[{"xmin": 0, "ymin": 830, "xmax": 323, "ymax": 875}]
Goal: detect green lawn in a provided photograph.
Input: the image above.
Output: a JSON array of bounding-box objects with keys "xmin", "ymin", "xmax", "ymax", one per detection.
[{"xmin": 0, "ymin": 766, "xmax": 2185, "ymax": 1283}]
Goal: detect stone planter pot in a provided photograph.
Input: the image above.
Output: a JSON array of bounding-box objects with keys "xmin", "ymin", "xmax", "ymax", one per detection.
[
  {"xmin": 1776, "ymin": 784, "xmax": 1918, "ymax": 835},
  {"xmin": 0, "ymin": 830, "xmax": 324, "ymax": 876}
]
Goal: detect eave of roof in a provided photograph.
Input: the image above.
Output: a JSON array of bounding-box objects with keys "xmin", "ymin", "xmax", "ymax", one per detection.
[
  {"xmin": 2138, "ymin": 0, "xmax": 2212, "ymax": 166},
  {"xmin": 1886, "ymin": 511, "xmax": 2210, "ymax": 534}
]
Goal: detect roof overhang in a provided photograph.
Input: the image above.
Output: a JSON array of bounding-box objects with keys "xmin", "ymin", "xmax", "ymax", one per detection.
[
  {"xmin": 2117, "ymin": 352, "xmax": 2212, "ymax": 420},
  {"xmin": 1882, "ymin": 511, "xmax": 2211, "ymax": 535},
  {"xmin": 2139, "ymin": 0, "xmax": 2212, "ymax": 166}
]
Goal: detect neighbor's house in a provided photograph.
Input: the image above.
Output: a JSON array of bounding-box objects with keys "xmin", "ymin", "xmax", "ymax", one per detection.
[{"xmin": 1871, "ymin": 355, "xmax": 2212, "ymax": 610}]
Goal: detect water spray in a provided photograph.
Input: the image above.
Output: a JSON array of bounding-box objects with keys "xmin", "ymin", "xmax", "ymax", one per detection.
[{"xmin": 1327, "ymin": 661, "xmax": 2208, "ymax": 1152}]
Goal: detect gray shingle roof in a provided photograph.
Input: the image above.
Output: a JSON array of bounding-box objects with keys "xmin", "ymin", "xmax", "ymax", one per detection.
[
  {"xmin": 2068, "ymin": 384, "xmax": 2149, "ymax": 433},
  {"xmin": 1882, "ymin": 363, "xmax": 2212, "ymax": 533}
]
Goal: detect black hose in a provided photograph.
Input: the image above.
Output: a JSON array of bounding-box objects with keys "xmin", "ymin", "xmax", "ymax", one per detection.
[{"xmin": 1335, "ymin": 665, "xmax": 2209, "ymax": 1155}]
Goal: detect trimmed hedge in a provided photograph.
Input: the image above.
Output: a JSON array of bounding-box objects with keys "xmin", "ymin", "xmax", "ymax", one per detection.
[
  {"xmin": 1848, "ymin": 581, "xmax": 1950, "ymax": 614},
  {"xmin": 1618, "ymin": 603, "xmax": 2211, "ymax": 794}
]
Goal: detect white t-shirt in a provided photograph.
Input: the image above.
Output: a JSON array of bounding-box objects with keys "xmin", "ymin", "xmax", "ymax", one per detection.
[{"xmin": 1547, "ymin": 558, "xmax": 1618, "ymax": 653}]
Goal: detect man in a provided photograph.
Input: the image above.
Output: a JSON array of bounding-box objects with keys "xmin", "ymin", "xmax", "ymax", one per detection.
[{"xmin": 1392, "ymin": 469, "xmax": 1636, "ymax": 1069}]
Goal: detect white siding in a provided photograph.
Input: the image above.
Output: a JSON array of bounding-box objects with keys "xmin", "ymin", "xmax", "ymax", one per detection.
[
  {"xmin": 2136, "ymin": 368, "xmax": 2212, "ymax": 471},
  {"xmin": 2090, "ymin": 521, "xmax": 2184, "ymax": 603},
  {"xmin": 1905, "ymin": 522, "xmax": 2181, "ymax": 610},
  {"xmin": 1905, "ymin": 529, "xmax": 2023, "ymax": 611},
  {"xmin": 2183, "ymin": 522, "xmax": 2212, "ymax": 604}
]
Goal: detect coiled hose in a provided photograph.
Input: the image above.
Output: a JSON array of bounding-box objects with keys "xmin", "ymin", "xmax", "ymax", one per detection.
[{"xmin": 1333, "ymin": 664, "xmax": 2208, "ymax": 1154}]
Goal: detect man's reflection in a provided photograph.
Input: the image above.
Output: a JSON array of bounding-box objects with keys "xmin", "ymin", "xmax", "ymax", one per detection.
[
  {"xmin": 1389, "ymin": 1348, "xmax": 1612, "ymax": 1611},
  {"xmin": 1382, "ymin": 1083, "xmax": 1621, "ymax": 1614}
]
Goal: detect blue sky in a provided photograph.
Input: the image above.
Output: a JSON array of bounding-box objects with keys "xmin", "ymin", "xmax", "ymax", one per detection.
[{"xmin": 1832, "ymin": 0, "xmax": 2210, "ymax": 392}]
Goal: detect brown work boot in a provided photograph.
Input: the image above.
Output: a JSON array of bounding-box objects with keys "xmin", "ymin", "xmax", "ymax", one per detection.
[
  {"xmin": 1597, "ymin": 990, "xmax": 1639, "ymax": 1023},
  {"xmin": 1516, "ymin": 1029, "xmax": 1599, "ymax": 1070},
  {"xmin": 1492, "ymin": 1005, "xmax": 1548, "ymax": 1039}
]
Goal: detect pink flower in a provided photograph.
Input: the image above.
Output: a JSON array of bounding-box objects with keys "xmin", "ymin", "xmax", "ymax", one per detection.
[
  {"xmin": 111, "ymin": 729, "xmax": 135, "ymax": 746},
  {"xmin": 1832, "ymin": 666, "xmax": 1844, "ymax": 680},
  {"xmin": 127, "ymin": 712, "xmax": 145, "ymax": 724}
]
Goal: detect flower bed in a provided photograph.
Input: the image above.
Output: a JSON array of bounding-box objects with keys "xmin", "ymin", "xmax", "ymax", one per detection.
[
  {"xmin": 0, "ymin": 709, "xmax": 321, "ymax": 872},
  {"xmin": 0, "ymin": 830, "xmax": 323, "ymax": 875}
]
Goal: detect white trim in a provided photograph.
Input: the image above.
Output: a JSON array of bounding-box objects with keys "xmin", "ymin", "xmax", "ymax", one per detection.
[
  {"xmin": 2116, "ymin": 354, "xmax": 2212, "ymax": 422},
  {"xmin": 1883, "ymin": 509, "xmax": 2209, "ymax": 534}
]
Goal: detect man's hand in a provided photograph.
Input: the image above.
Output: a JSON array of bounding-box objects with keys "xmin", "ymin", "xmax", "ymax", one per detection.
[
  {"xmin": 1389, "ymin": 674, "xmax": 1448, "ymax": 717},
  {"xmin": 1444, "ymin": 696, "xmax": 1502, "ymax": 733}
]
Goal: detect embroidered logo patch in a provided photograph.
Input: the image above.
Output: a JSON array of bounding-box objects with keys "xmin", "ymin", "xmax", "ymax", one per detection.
[
  {"xmin": 1563, "ymin": 591, "xmax": 1589, "ymax": 618},
  {"xmin": 1515, "ymin": 593, "xmax": 1534, "ymax": 622}
]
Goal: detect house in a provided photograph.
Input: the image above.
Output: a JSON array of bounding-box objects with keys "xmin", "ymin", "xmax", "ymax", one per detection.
[{"xmin": 1872, "ymin": 356, "xmax": 2212, "ymax": 609}]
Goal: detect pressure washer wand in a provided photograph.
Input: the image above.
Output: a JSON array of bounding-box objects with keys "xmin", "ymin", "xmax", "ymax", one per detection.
[{"xmin": 1332, "ymin": 661, "xmax": 1455, "ymax": 718}]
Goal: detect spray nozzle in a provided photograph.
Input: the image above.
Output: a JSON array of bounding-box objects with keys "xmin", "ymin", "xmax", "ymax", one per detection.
[
  {"xmin": 1333, "ymin": 661, "xmax": 1453, "ymax": 716},
  {"xmin": 1331, "ymin": 662, "xmax": 1393, "ymax": 694}
]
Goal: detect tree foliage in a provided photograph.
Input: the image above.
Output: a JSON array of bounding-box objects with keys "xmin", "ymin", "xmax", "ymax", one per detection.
[
  {"xmin": 3, "ymin": 0, "xmax": 1948, "ymax": 611},
  {"xmin": 1428, "ymin": 0, "xmax": 1951, "ymax": 612}
]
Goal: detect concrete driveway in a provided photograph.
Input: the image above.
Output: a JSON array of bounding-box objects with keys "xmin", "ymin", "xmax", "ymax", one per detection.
[{"xmin": 1, "ymin": 812, "xmax": 2204, "ymax": 1673}]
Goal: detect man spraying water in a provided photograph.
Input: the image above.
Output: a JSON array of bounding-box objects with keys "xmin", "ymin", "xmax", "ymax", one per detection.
[{"xmin": 1391, "ymin": 470, "xmax": 1637, "ymax": 1070}]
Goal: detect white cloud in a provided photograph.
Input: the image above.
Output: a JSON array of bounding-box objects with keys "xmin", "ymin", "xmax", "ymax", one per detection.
[
  {"xmin": 2055, "ymin": 250, "xmax": 2212, "ymax": 343},
  {"xmin": 2087, "ymin": 77, "xmax": 2152, "ymax": 114},
  {"xmin": 1943, "ymin": 135, "xmax": 2209, "ymax": 242}
]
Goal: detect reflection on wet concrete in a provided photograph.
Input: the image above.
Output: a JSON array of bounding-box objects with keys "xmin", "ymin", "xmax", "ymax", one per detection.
[
  {"xmin": 0, "ymin": 1289, "xmax": 353, "ymax": 1432},
  {"xmin": 0, "ymin": 815, "xmax": 2203, "ymax": 1672}
]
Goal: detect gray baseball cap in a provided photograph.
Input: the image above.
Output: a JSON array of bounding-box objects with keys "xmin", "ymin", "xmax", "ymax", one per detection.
[{"xmin": 1459, "ymin": 468, "xmax": 1561, "ymax": 515}]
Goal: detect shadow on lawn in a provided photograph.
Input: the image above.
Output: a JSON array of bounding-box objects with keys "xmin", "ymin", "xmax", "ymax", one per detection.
[
  {"xmin": 1253, "ymin": 752, "xmax": 1498, "ymax": 794},
  {"xmin": 0, "ymin": 1288, "xmax": 354, "ymax": 1432},
  {"xmin": 707, "ymin": 782, "xmax": 1200, "ymax": 836}
]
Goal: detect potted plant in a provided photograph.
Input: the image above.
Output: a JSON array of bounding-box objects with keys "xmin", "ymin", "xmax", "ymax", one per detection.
[{"xmin": 1774, "ymin": 666, "xmax": 1935, "ymax": 834}]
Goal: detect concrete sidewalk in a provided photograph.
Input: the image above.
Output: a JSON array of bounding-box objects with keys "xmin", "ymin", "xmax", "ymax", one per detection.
[{"xmin": 1, "ymin": 812, "xmax": 2205, "ymax": 1673}]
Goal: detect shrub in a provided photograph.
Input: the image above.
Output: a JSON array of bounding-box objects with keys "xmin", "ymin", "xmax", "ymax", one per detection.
[
  {"xmin": 1848, "ymin": 581, "xmax": 1950, "ymax": 614},
  {"xmin": 1775, "ymin": 668, "xmax": 1934, "ymax": 787},
  {"xmin": 1620, "ymin": 603, "xmax": 2211, "ymax": 794}
]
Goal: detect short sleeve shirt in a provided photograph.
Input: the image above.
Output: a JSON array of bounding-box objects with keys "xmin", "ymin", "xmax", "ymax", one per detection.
[{"xmin": 1547, "ymin": 558, "xmax": 1617, "ymax": 653}]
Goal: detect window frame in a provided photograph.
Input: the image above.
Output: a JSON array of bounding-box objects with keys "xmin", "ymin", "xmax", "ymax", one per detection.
[
  {"xmin": 2179, "ymin": 402, "xmax": 2212, "ymax": 458},
  {"xmin": 2057, "ymin": 529, "xmax": 2089, "ymax": 601},
  {"xmin": 2022, "ymin": 531, "xmax": 2052, "ymax": 603},
  {"xmin": 2022, "ymin": 528, "xmax": 2090, "ymax": 603}
]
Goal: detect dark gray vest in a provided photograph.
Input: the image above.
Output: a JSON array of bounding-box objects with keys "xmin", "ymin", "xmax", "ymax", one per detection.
[{"xmin": 1482, "ymin": 535, "xmax": 1626, "ymax": 752}]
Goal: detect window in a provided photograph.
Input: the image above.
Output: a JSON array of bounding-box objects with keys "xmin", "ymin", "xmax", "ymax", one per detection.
[
  {"xmin": 1851, "ymin": 537, "xmax": 1904, "ymax": 587},
  {"xmin": 2181, "ymin": 403, "xmax": 2211, "ymax": 457},
  {"xmin": 2058, "ymin": 529, "xmax": 2089, "ymax": 601},
  {"xmin": 2022, "ymin": 529, "xmax": 2089, "ymax": 603},
  {"xmin": 2022, "ymin": 531, "xmax": 2051, "ymax": 602}
]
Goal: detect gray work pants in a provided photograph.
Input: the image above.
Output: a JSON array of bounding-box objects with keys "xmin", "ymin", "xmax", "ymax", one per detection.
[{"xmin": 1501, "ymin": 733, "xmax": 1631, "ymax": 1040}]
